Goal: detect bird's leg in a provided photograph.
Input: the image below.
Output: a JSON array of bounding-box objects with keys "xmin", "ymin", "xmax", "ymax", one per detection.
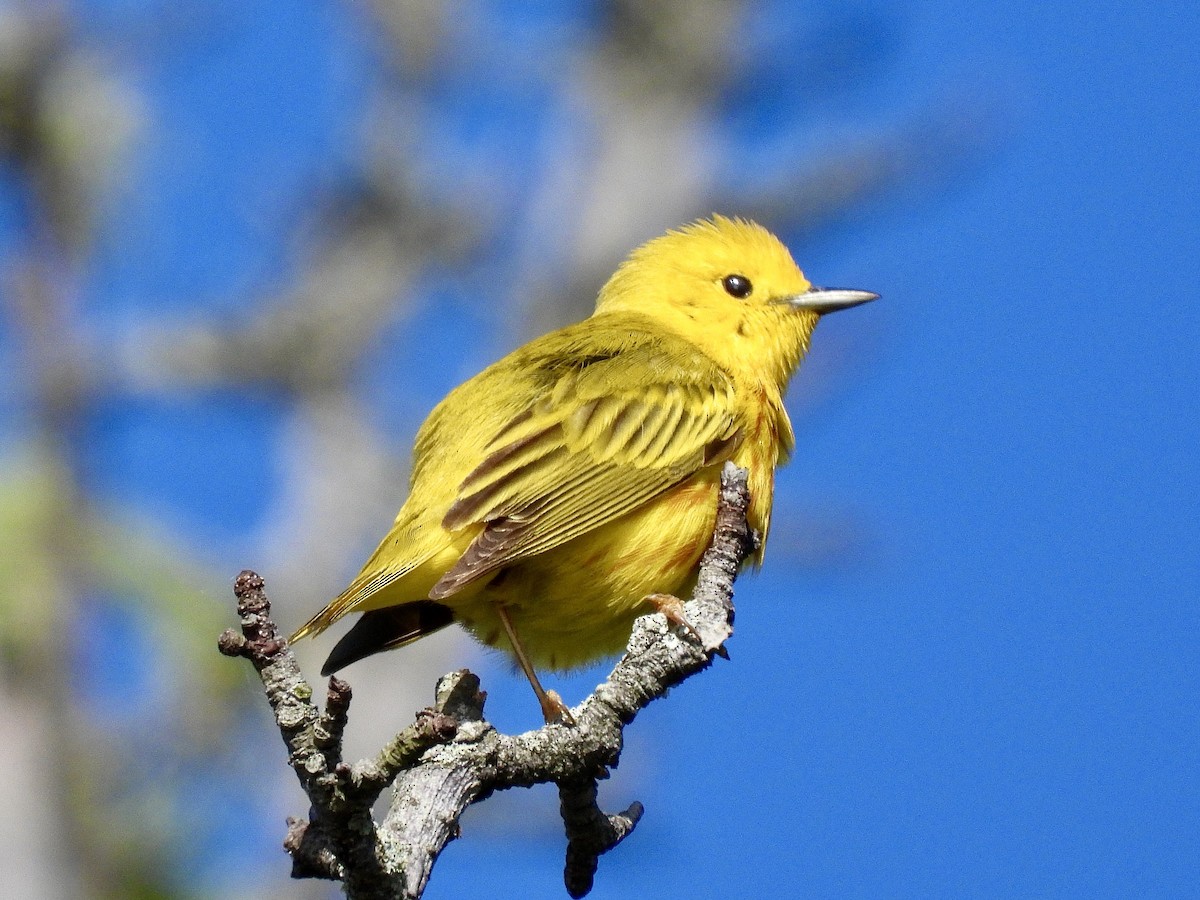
[
  {"xmin": 643, "ymin": 592, "xmax": 728, "ymax": 658},
  {"xmin": 494, "ymin": 603, "xmax": 575, "ymax": 726}
]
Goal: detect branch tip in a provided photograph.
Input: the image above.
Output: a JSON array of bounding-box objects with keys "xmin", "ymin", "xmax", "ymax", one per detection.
[
  {"xmin": 284, "ymin": 817, "xmax": 342, "ymax": 881},
  {"xmin": 434, "ymin": 669, "xmax": 486, "ymax": 722},
  {"xmin": 559, "ymin": 777, "xmax": 645, "ymax": 899},
  {"xmin": 216, "ymin": 628, "xmax": 248, "ymax": 657},
  {"xmin": 323, "ymin": 676, "xmax": 353, "ymax": 720},
  {"xmin": 416, "ymin": 708, "xmax": 459, "ymax": 743},
  {"xmin": 234, "ymin": 568, "xmax": 266, "ymax": 599}
]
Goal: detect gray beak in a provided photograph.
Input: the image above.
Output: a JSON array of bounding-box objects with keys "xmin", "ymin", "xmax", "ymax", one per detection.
[{"xmin": 781, "ymin": 286, "xmax": 879, "ymax": 314}]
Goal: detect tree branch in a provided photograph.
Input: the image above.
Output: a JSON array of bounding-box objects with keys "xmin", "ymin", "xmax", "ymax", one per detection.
[{"xmin": 220, "ymin": 462, "xmax": 756, "ymax": 898}]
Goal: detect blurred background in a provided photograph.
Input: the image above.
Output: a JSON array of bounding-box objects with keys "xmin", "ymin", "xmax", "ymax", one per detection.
[{"xmin": 0, "ymin": 0, "xmax": 1196, "ymax": 897}]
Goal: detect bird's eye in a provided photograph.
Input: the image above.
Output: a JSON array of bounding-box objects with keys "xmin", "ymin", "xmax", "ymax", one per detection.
[{"xmin": 722, "ymin": 274, "xmax": 752, "ymax": 298}]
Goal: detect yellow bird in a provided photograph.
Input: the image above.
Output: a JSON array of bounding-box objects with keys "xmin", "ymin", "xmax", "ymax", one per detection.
[{"xmin": 292, "ymin": 216, "xmax": 875, "ymax": 722}]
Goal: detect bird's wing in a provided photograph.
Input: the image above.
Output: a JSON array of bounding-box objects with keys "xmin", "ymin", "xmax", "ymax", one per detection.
[{"xmin": 430, "ymin": 340, "xmax": 742, "ymax": 598}]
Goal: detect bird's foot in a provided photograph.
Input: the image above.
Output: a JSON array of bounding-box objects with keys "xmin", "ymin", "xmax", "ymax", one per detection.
[
  {"xmin": 644, "ymin": 592, "xmax": 728, "ymax": 659},
  {"xmin": 540, "ymin": 689, "xmax": 576, "ymax": 726}
]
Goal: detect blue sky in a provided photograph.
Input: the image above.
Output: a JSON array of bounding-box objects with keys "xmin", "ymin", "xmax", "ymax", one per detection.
[{"xmin": 3, "ymin": 0, "xmax": 1197, "ymax": 897}]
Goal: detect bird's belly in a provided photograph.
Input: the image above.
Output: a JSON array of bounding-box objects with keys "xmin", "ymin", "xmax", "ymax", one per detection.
[{"xmin": 456, "ymin": 471, "xmax": 721, "ymax": 671}]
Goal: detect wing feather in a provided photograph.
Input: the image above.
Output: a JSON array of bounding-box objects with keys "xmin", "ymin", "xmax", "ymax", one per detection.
[
  {"xmin": 642, "ymin": 396, "xmax": 686, "ymax": 461},
  {"xmin": 430, "ymin": 338, "xmax": 742, "ymax": 599}
]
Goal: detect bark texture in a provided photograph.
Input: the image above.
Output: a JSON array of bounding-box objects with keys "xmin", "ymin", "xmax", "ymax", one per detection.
[{"xmin": 219, "ymin": 462, "xmax": 756, "ymax": 898}]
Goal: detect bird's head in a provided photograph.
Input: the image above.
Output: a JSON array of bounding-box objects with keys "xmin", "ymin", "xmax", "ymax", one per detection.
[{"xmin": 594, "ymin": 216, "xmax": 876, "ymax": 388}]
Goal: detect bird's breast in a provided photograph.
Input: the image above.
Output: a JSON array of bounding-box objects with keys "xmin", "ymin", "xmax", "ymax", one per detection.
[{"xmin": 730, "ymin": 388, "xmax": 788, "ymax": 558}]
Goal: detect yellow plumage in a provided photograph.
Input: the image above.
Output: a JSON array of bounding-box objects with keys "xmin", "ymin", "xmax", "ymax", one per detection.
[{"xmin": 292, "ymin": 216, "xmax": 874, "ymax": 704}]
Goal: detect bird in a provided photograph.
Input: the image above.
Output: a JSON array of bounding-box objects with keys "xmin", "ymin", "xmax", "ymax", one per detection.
[{"xmin": 291, "ymin": 216, "xmax": 876, "ymax": 723}]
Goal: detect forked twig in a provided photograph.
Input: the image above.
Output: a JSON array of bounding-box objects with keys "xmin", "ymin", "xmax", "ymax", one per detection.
[{"xmin": 220, "ymin": 462, "xmax": 756, "ymax": 898}]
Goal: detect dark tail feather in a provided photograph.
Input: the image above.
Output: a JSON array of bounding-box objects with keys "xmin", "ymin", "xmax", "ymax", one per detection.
[{"xmin": 321, "ymin": 601, "xmax": 455, "ymax": 676}]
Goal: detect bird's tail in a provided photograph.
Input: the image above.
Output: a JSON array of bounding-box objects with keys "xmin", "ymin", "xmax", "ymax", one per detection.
[
  {"xmin": 290, "ymin": 604, "xmax": 340, "ymax": 644},
  {"xmin": 319, "ymin": 601, "xmax": 455, "ymax": 675},
  {"xmin": 290, "ymin": 536, "xmax": 435, "ymax": 644}
]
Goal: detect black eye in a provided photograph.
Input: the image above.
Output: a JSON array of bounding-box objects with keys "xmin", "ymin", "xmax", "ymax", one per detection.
[{"xmin": 722, "ymin": 274, "xmax": 752, "ymax": 298}]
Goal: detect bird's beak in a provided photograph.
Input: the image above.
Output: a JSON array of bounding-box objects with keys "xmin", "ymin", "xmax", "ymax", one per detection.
[{"xmin": 779, "ymin": 286, "xmax": 879, "ymax": 314}]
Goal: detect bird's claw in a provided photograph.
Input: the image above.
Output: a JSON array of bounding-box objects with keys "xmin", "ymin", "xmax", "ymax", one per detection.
[
  {"xmin": 645, "ymin": 592, "xmax": 729, "ymax": 659},
  {"xmin": 540, "ymin": 689, "xmax": 576, "ymax": 726}
]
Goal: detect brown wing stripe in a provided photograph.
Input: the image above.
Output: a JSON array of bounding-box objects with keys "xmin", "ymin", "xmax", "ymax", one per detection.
[{"xmin": 443, "ymin": 429, "xmax": 567, "ymax": 531}]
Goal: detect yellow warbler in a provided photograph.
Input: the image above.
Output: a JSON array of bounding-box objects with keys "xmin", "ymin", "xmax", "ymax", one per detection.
[{"xmin": 293, "ymin": 216, "xmax": 875, "ymax": 721}]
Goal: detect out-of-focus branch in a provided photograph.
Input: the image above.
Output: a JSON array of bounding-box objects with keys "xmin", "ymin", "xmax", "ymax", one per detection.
[
  {"xmin": 0, "ymin": 7, "xmax": 138, "ymax": 256},
  {"xmin": 117, "ymin": 180, "xmax": 470, "ymax": 395},
  {"xmin": 220, "ymin": 462, "xmax": 756, "ymax": 899}
]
